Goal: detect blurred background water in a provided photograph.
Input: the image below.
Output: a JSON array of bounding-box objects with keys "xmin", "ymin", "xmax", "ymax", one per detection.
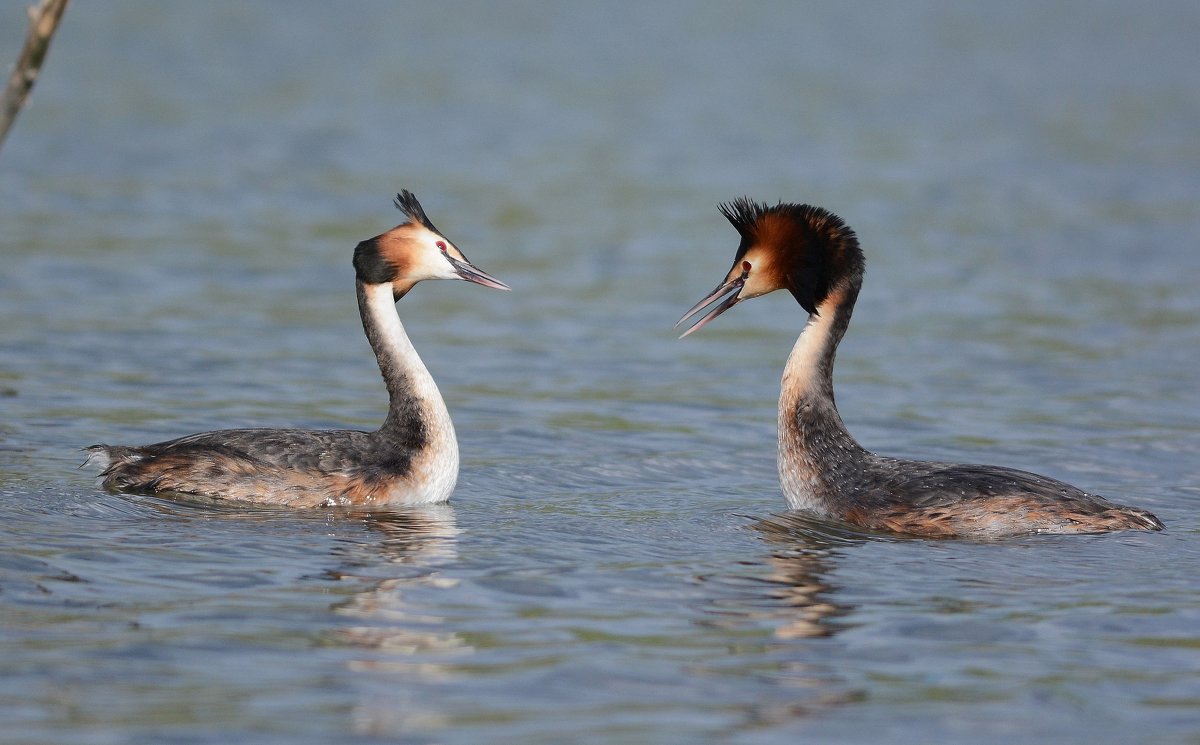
[{"xmin": 2, "ymin": 2, "xmax": 1199, "ymax": 743}]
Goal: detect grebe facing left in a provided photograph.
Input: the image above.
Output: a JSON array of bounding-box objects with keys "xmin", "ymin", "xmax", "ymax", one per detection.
[
  {"xmin": 677, "ymin": 198, "xmax": 1163, "ymax": 538},
  {"xmin": 85, "ymin": 190, "xmax": 509, "ymax": 507}
]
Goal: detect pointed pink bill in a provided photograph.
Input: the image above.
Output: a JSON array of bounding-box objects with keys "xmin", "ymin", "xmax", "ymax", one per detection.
[
  {"xmin": 449, "ymin": 255, "xmax": 511, "ymax": 290},
  {"xmin": 674, "ymin": 272, "xmax": 746, "ymax": 338}
]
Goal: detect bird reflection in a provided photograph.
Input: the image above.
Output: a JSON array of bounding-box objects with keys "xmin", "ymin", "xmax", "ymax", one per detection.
[
  {"xmin": 313, "ymin": 505, "xmax": 470, "ymax": 736},
  {"xmin": 746, "ymin": 510, "xmax": 869, "ymax": 639},
  {"xmin": 119, "ymin": 494, "xmax": 467, "ymax": 734},
  {"xmin": 701, "ymin": 511, "xmax": 865, "ymax": 641},
  {"xmin": 327, "ymin": 505, "xmax": 469, "ymax": 660},
  {"xmin": 691, "ymin": 511, "xmax": 873, "ymax": 727}
]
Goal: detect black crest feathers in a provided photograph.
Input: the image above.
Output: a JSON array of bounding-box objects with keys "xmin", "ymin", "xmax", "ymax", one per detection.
[
  {"xmin": 718, "ymin": 197, "xmax": 771, "ymax": 237},
  {"xmin": 393, "ymin": 190, "xmax": 439, "ymax": 233},
  {"xmin": 719, "ymin": 198, "xmax": 855, "ymax": 248},
  {"xmin": 716, "ymin": 197, "xmax": 864, "ymax": 314}
]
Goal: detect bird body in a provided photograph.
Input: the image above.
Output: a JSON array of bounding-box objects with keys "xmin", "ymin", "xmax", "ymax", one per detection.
[
  {"xmin": 678, "ymin": 198, "xmax": 1163, "ymax": 538},
  {"xmin": 85, "ymin": 191, "xmax": 507, "ymax": 507}
]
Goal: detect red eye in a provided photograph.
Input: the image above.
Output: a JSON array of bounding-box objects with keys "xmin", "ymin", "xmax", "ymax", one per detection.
[{"xmin": 436, "ymin": 241, "xmax": 447, "ymax": 252}]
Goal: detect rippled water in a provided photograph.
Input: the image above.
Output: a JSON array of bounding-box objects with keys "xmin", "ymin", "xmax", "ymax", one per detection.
[{"xmin": 3, "ymin": 2, "xmax": 1199, "ymax": 743}]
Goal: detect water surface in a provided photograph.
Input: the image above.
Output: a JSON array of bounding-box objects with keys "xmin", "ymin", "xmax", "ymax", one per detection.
[{"xmin": 3, "ymin": 2, "xmax": 1199, "ymax": 743}]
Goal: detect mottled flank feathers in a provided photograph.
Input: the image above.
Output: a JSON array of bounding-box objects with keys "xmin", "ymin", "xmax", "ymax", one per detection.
[{"xmin": 84, "ymin": 428, "xmax": 427, "ymax": 507}]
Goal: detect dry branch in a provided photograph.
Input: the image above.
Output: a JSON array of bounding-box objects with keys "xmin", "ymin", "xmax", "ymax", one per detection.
[{"xmin": 0, "ymin": 0, "xmax": 70, "ymax": 151}]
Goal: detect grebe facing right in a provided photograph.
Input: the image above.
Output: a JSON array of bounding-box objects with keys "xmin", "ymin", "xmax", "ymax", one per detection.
[
  {"xmin": 85, "ymin": 190, "xmax": 509, "ymax": 507},
  {"xmin": 677, "ymin": 198, "xmax": 1163, "ymax": 538}
]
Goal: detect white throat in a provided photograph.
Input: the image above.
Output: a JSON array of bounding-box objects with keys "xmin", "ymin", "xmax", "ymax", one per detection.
[
  {"xmin": 779, "ymin": 310, "xmax": 833, "ymax": 403},
  {"xmin": 776, "ymin": 301, "xmax": 854, "ymax": 514},
  {"xmin": 362, "ymin": 283, "xmax": 459, "ymax": 504}
]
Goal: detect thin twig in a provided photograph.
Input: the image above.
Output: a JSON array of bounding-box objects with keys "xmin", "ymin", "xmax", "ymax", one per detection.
[{"xmin": 0, "ymin": 0, "xmax": 70, "ymax": 151}]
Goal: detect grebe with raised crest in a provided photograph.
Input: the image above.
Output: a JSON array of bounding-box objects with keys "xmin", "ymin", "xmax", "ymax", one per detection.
[
  {"xmin": 676, "ymin": 198, "xmax": 1163, "ymax": 538},
  {"xmin": 85, "ymin": 190, "xmax": 509, "ymax": 507}
]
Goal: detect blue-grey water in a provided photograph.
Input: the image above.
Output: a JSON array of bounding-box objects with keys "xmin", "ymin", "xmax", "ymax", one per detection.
[{"xmin": 3, "ymin": 2, "xmax": 1199, "ymax": 743}]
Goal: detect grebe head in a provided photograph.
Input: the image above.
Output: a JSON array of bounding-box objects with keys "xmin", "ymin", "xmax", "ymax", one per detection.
[
  {"xmin": 676, "ymin": 198, "xmax": 863, "ymax": 337},
  {"xmin": 353, "ymin": 190, "xmax": 511, "ymax": 298}
]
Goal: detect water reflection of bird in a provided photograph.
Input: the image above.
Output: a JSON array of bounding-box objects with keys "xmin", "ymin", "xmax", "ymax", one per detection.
[
  {"xmin": 678, "ymin": 198, "xmax": 1163, "ymax": 538},
  {"xmin": 703, "ymin": 512, "xmax": 856, "ymax": 640},
  {"xmin": 326, "ymin": 506, "xmax": 469, "ymax": 735},
  {"xmin": 696, "ymin": 513, "xmax": 863, "ymax": 723},
  {"xmin": 85, "ymin": 191, "xmax": 508, "ymax": 507},
  {"xmin": 330, "ymin": 506, "xmax": 466, "ymax": 656}
]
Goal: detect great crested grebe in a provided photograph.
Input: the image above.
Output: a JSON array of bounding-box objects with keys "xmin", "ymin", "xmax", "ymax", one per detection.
[
  {"xmin": 677, "ymin": 198, "xmax": 1164, "ymax": 538},
  {"xmin": 85, "ymin": 191, "xmax": 509, "ymax": 507}
]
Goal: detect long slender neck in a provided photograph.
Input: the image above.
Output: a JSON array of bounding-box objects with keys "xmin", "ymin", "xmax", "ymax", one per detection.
[
  {"xmin": 777, "ymin": 283, "xmax": 871, "ymax": 514},
  {"xmin": 356, "ymin": 281, "xmax": 455, "ymax": 448}
]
